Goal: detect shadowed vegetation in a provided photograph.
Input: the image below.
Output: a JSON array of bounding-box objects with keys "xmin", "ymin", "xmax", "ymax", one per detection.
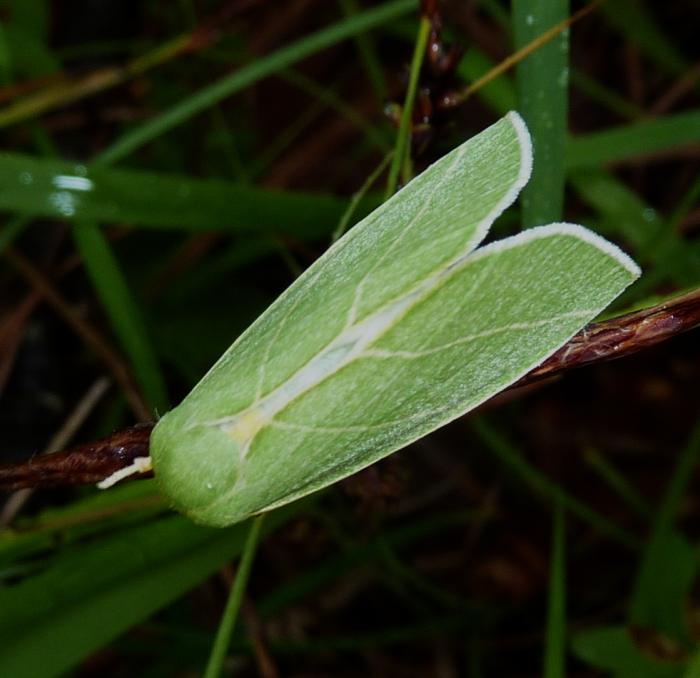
[{"xmin": 0, "ymin": 1, "xmax": 699, "ymax": 675}]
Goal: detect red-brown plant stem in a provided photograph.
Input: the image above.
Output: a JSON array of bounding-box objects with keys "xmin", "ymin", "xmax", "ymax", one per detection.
[
  {"xmin": 0, "ymin": 423, "xmax": 153, "ymax": 490},
  {"xmin": 521, "ymin": 288, "xmax": 700, "ymax": 384},
  {"xmin": 1, "ymin": 289, "xmax": 699, "ymax": 491}
]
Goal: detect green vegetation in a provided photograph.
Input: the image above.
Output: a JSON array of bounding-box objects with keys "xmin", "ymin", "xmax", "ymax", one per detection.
[{"xmin": 0, "ymin": 1, "xmax": 699, "ymax": 675}]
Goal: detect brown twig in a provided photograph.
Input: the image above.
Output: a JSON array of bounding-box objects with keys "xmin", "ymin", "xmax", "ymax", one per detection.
[
  {"xmin": 650, "ymin": 59, "xmax": 700, "ymax": 116},
  {"xmin": 0, "ymin": 423, "xmax": 153, "ymax": 490},
  {"xmin": 1, "ymin": 289, "xmax": 699, "ymax": 492},
  {"xmin": 520, "ymin": 287, "xmax": 700, "ymax": 384},
  {"xmin": 1, "ymin": 378, "xmax": 111, "ymax": 525}
]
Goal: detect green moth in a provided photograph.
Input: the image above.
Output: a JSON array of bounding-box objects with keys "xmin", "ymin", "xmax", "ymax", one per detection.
[{"xmin": 145, "ymin": 112, "xmax": 640, "ymax": 527}]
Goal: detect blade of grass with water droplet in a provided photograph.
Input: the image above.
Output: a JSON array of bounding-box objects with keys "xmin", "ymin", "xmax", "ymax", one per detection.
[{"xmin": 0, "ymin": 152, "xmax": 366, "ymax": 235}]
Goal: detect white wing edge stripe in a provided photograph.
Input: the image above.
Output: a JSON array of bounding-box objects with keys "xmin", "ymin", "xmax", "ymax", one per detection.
[
  {"xmin": 469, "ymin": 221, "xmax": 641, "ymax": 276},
  {"xmin": 452, "ymin": 111, "xmax": 533, "ymax": 265}
]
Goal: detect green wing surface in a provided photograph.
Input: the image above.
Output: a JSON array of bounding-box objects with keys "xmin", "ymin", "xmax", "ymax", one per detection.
[{"xmin": 150, "ymin": 113, "xmax": 640, "ymax": 526}]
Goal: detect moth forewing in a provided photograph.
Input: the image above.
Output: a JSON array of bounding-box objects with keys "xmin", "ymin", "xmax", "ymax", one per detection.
[{"xmin": 150, "ymin": 113, "xmax": 640, "ymax": 527}]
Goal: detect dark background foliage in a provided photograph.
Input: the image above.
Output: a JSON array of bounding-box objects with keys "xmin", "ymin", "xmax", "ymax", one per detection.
[{"xmin": 0, "ymin": 0, "xmax": 699, "ymax": 675}]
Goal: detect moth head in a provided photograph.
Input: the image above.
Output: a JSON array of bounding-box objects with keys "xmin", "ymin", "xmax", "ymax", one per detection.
[{"xmin": 150, "ymin": 408, "xmax": 244, "ymax": 526}]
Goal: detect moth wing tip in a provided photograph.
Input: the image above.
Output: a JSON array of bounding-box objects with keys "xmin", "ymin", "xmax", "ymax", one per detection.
[
  {"xmin": 539, "ymin": 222, "xmax": 642, "ymax": 278},
  {"xmin": 506, "ymin": 111, "xmax": 533, "ymax": 190}
]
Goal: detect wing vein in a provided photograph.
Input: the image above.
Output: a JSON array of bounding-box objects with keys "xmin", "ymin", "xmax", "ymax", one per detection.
[{"xmin": 361, "ymin": 309, "xmax": 597, "ymax": 359}]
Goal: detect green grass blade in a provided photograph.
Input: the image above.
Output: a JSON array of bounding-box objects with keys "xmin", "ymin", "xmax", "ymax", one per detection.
[
  {"xmin": 645, "ymin": 421, "xmax": 700, "ymax": 553},
  {"xmin": 513, "ymin": 0, "xmax": 569, "ymax": 226},
  {"xmin": 0, "ymin": 508, "xmax": 297, "ymax": 678},
  {"xmin": 583, "ymin": 447, "xmax": 651, "ymax": 517},
  {"xmin": 0, "ymin": 510, "xmax": 300, "ymax": 678},
  {"xmin": 279, "ymin": 68, "xmax": 390, "ymax": 153},
  {"xmin": 338, "ymin": 0, "xmax": 388, "ymax": 103},
  {"xmin": 471, "ymin": 417, "xmax": 639, "ymax": 549},
  {"xmin": 573, "ymin": 624, "xmax": 683, "ymax": 676},
  {"xmin": 630, "ymin": 421, "xmax": 700, "ymax": 643},
  {"xmin": 1, "ymin": 20, "xmax": 58, "ymax": 84},
  {"xmin": 684, "ymin": 649, "xmax": 700, "ymax": 678},
  {"xmin": 544, "ymin": 503, "xmax": 566, "ymax": 678},
  {"xmin": 669, "ymin": 176, "xmax": 700, "ymax": 231},
  {"xmin": 96, "ymin": 0, "xmax": 417, "ymax": 165},
  {"xmin": 0, "ymin": 215, "xmax": 30, "ymax": 255},
  {"xmin": 258, "ymin": 511, "xmax": 474, "ymax": 617},
  {"xmin": 601, "ymin": 0, "xmax": 688, "ymax": 75},
  {"xmin": 479, "ymin": 0, "xmax": 510, "ymax": 29},
  {"xmin": 384, "ymin": 13, "xmax": 431, "ymax": 198},
  {"xmin": 567, "ymin": 110, "xmax": 700, "ymax": 170},
  {"xmin": 387, "ymin": 22, "xmax": 516, "ymax": 116},
  {"xmin": 630, "ymin": 529, "xmax": 697, "ymax": 646},
  {"xmin": 570, "ymin": 69, "xmax": 643, "ymax": 121},
  {"xmin": 204, "ymin": 514, "xmax": 265, "ymax": 678},
  {"xmin": 0, "ymin": 152, "xmax": 367, "ymax": 234},
  {"xmin": 0, "ymin": 481, "xmax": 164, "ymax": 567},
  {"xmin": 247, "ymin": 97, "xmax": 326, "ymax": 179},
  {"xmin": 570, "ymin": 169, "xmax": 664, "ymax": 255},
  {"xmin": 570, "ymin": 169, "xmax": 700, "ymax": 294},
  {"xmin": 333, "ymin": 151, "xmax": 392, "ymax": 241},
  {"xmin": 72, "ymin": 220, "xmax": 168, "ymax": 413}
]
